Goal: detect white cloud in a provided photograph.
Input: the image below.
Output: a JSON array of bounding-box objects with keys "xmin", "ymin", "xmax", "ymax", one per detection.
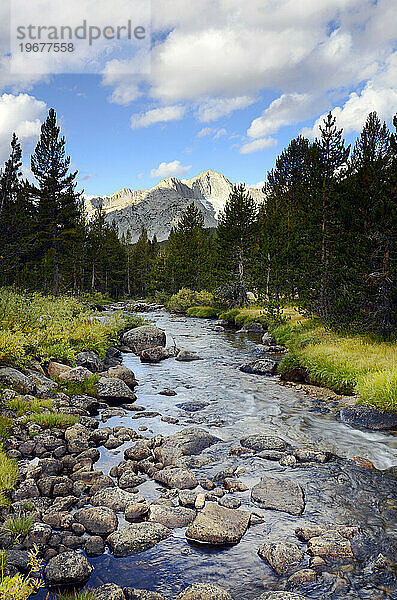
[
  {"xmin": 213, "ymin": 128, "xmax": 227, "ymax": 139},
  {"xmin": 99, "ymin": 0, "xmax": 396, "ymax": 137},
  {"xmin": 0, "ymin": 93, "xmax": 47, "ymax": 164},
  {"xmin": 131, "ymin": 105, "xmax": 187, "ymax": 129},
  {"xmin": 197, "ymin": 127, "xmax": 214, "ymax": 138},
  {"xmin": 248, "ymin": 93, "xmax": 312, "ymax": 138},
  {"xmin": 197, "ymin": 97, "xmax": 256, "ymax": 122},
  {"xmin": 240, "ymin": 137, "xmax": 277, "ymax": 154},
  {"xmin": 197, "ymin": 127, "xmax": 227, "ymax": 139},
  {"xmin": 150, "ymin": 160, "xmax": 192, "ymax": 178},
  {"xmin": 303, "ymin": 82, "xmax": 397, "ymax": 138}
]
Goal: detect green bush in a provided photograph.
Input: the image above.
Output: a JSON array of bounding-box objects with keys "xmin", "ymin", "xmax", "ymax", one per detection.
[
  {"xmin": 0, "ymin": 288, "xmax": 140, "ymax": 366},
  {"xmin": 0, "ymin": 546, "xmax": 44, "ymax": 599},
  {"xmin": 167, "ymin": 288, "xmax": 214, "ymax": 313}
]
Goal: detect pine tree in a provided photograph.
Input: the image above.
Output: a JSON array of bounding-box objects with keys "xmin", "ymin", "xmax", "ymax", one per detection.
[
  {"xmin": 30, "ymin": 108, "xmax": 81, "ymax": 295},
  {"xmin": 130, "ymin": 227, "xmax": 151, "ymax": 297},
  {"xmin": 254, "ymin": 136, "xmax": 321, "ymax": 305},
  {"xmin": 217, "ymin": 185, "xmax": 257, "ymax": 305},
  {"xmin": 314, "ymin": 111, "xmax": 350, "ymax": 319},
  {"xmin": 346, "ymin": 112, "xmax": 396, "ymax": 336},
  {"xmin": 0, "ymin": 135, "xmax": 36, "ymax": 285}
]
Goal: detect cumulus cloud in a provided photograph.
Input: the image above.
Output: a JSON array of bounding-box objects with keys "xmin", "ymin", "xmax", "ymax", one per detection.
[
  {"xmin": 240, "ymin": 137, "xmax": 277, "ymax": 154},
  {"xmin": 247, "ymin": 93, "xmax": 312, "ymax": 138},
  {"xmin": 197, "ymin": 97, "xmax": 256, "ymax": 122},
  {"xmin": 303, "ymin": 82, "xmax": 397, "ymax": 138},
  {"xmin": 131, "ymin": 105, "xmax": 186, "ymax": 129},
  {"xmin": 0, "ymin": 93, "xmax": 47, "ymax": 164},
  {"xmin": 150, "ymin": 160, "xmax": 192, "ymax": 178}
]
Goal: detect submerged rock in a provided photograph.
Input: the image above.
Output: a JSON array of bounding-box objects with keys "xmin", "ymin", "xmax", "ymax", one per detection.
[
  {"xmin": 154, "ymin": 427, "xmax": 220, "ymax": 466},
  {"xmin": 258, "ymin": 540, "xmax": 305, "ymax": 575},
  {"xmin": 256, "ymin": 593, "xmax": 308, "ymax": 600},
  {"xmin": 44, "ymin": 551, "xmax": 93, "ymax": 586},
  {"xmin": 238, "ymin": 323, "xmax": 266, "ymax": 333},
  {"xmin": 107, "ymin": 522, "xmax": 171, "ymax": 557},
  {"xmin": 124, "ymin": 590, "xmax": 166, "ymax": 600},
  {"xmin": 95, "ymin": 583, "xmax": 125, "ymax": 600},
  {"xmin": 75, "ymin": 506, "xmax": 118, "ymax": 535},
  {"xmin": 91, "ymin": 487, "xmax": 145, "ymax": 512},
  {"xmin": 240, "ymin": 434, "xmax": 286, "ymax": 452},
  {"xmin": 154, "ymin": 467, "xmax": 198, "ymax": 490},
  {"xmin": 251, "ymin": 476, "xmax": 305, "ymax": 515},
  {"xmin": 177, "ymin": 401, "xmax": 209, "ymax": 412},
  {"xmin": 140, "ymin": 345, "xmax": 179, "ymax": 363},
  {"xmin": 122, "ymin": 325, "xmax": 166, "ymax": 354},
  {"xmin": 148, "ymin": 505, "xmax": 196, "ymax": 528},
  {"xmin": 307, "ymin": 533, "xmax": 355, "ymax": 560},
  {"xmin": 186, "ymin": 501, "xmax": 250, "ymax": 545},
  {"xmin": 158, "ymin": 389, "xmax": 177, "ymax": 396},
  {"xmin": 176, "ymin": 350, "xmax": 202, "ymax": 361},
  {"xmin": 239, "ymin": 359, "xmax": 277, "ymax": 376},
  {"xmin": 176, "ymin": 583, "xmax": 234, "ymax": 600},
  {"xmin": 339, "ymin": 405, "xmax": 397, "ymax": 431}
]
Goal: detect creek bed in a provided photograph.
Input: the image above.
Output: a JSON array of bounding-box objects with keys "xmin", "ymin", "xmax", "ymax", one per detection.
[{"xmin": 38, "ymin": 310, "xmax": 397, "ymax": 599}]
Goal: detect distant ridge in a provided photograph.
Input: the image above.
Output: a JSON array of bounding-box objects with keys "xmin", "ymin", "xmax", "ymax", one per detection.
[{"xmin": 85, "ymin": 170, "xmax": 264, "ymax": 243}]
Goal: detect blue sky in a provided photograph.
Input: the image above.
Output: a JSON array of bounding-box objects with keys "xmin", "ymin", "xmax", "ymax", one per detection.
[{"xmin": 0, "ymin": 0, "xmax": 396, "ymax": 197}]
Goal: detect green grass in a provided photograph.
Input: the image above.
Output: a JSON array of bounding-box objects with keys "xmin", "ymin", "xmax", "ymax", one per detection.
[
  {"xmin": 3, "ymin": 513, "xmax": 34, "ymax": 539},
  {"xmin": 0, "ymin": 416, "xmax": 13, "ymax": 440},
  {"xmin": 0, "ymin": 447, "xmax": 18, "ymax": 507},
  {"xmin": 273, "ymin": 319, "xmax": 397, "ymax": 410},
  {"xmin": 218, "ymin": 307, "xmax": 269, "ymax": 327},
  {"xmin": 0, "ymin": 288, "xmax": 142, "ymax": 367},
  {"xmin": 22, "ymin": 412, "xmax": 80, "ymax": 430},
  {"xmin": 187, "ymin": 306, "xmax": 220, "ymax": 318},
  {"xmin": 57, "ymin": 374, "xmax": 99, "ymax": 398},
  {"xmin": 5, "ymin": 397, "xmax": 53, "ymax": 417}
]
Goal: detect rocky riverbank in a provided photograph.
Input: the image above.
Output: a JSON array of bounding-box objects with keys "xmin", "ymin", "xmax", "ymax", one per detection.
[{"xmin": 0, "ymin": 310, "xmax": 396, "ymax": 600}]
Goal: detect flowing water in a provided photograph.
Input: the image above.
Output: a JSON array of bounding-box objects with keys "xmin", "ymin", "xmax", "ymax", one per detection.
[{"xmin": 43, "ymin": 311, "xmax": 397, "ymax": 599}]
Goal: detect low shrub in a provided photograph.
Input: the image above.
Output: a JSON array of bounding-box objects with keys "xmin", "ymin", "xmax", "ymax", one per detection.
[
  {"xmin": 167, "ymin": 289, "xmax": 214, "ymax": 313},
  {"xmin": 0, "ymin": 289, "xmax": 140, "ymax": 366},
  {"xmin": 0, "ymin": 546, "xmax": 44, "ymax": 599}
]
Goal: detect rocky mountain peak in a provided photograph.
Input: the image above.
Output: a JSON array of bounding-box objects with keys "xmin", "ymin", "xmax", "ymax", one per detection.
[{"xmin": 85, "ymin": 170, "xmax": 264, "ymax": 243}]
